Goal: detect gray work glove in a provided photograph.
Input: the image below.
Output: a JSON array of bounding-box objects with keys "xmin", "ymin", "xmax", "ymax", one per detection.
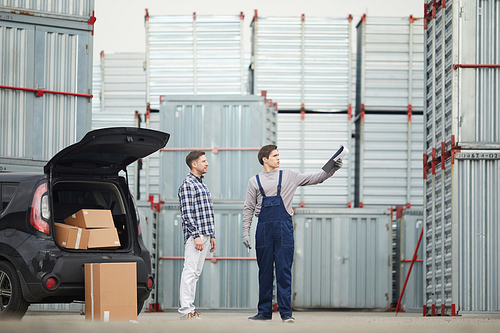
[
  {"xmin": 333, "ymin": 158, "xmax": 343, "ymax": 171},
  {"xmin": 243, "ymin": 235, "xmax": 252, "ymax": 249}
]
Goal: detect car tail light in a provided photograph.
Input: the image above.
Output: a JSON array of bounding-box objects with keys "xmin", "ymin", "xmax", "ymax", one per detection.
[
  {"xmin": 147, "ymin": 277, "xmax": 154, "ymax": 290},
  {"xmin": 31, "ymin": 183, "xmax": 50, "ymax": 234},
  {"xmin": 45, "ymin": 277, "xmax": 57, "ymax": 290}
]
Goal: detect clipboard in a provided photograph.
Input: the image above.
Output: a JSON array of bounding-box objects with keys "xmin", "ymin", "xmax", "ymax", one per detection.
[{"xmin": 322, "ymin": 145, "xmax": 349, "ymax": 173}]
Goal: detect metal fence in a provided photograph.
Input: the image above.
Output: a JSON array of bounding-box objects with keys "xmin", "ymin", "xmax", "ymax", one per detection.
[
  {"xmin": 92, "ymin": 52, "xmax": 146, "ymax": 129},
  {"xmin": 355, "ymin": 15, "xmax": 424, "ymax": 113},
  {"xmin": 146, "ymin": 13, "xmax": 245, "ymax": 109},
  {"xmin": 355, "ymin": 114, "xmax": 424, "ymax": 208},
  {"xmin": 277, "ymin": 112, "xmax": 353, "ymax": 207},
  {"xmin": 251, "ymin": 13, "xmax": 351, "ymax": 111}
]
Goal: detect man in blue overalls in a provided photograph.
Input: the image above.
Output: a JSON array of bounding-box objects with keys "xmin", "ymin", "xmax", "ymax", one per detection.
[{"xmin": 242, "ymin": 144, "xmax": 343, "ymax": 322}]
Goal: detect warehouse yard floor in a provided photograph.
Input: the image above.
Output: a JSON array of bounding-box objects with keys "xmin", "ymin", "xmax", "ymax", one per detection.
[{"xmin": 3, "ymin": 310, "xmax": 500, "ymax": 333}]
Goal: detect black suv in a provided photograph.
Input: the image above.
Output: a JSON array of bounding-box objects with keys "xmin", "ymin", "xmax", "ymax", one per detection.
[{"xmin": 0, "ymin": 127, "xmax": 169, "ymax": 319}]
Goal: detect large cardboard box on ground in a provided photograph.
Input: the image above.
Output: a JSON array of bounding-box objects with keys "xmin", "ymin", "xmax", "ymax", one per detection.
[
  {"xmin": 64, "ymin": 209, "xmax": 115, "ymax": 229},
  {"xmin": 84, "ymin": 262, "xmax": 137, "ymax": 321},
  {"xmin": 54, "ymin": 223, "xmax": 90, "ymax": 249}
]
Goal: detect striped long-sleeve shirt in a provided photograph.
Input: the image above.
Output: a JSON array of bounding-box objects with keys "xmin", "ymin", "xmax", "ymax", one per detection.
[{"xmin": 178, "ymin": 173, "xmax": 215, "ymax": 244}]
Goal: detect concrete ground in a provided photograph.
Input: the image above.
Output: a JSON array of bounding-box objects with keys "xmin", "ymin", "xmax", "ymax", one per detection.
[{"xmin": 3, "ymin": 310, "xmax": 500, "ymax": 333}]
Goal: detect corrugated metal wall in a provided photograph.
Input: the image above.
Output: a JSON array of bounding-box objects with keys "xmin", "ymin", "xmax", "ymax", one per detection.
[
  {"xmin": 424, "ymin": 0, "xmax": 500, "ymax": 315},
  {"xmin": 146, "ymin": 13, "xmax": 245, "ymax": 109},
  {"xmin": 277, "ymin": 113, "xmax": 352, "ymax": 207},
  {"xmin": 0, "ymin": 4, "xmax": 93, "ymax": 162},
  {"xmin": 355, "ymin": 15, "xmax": 424, "ymax": 112},
  {"xmin": 356, "ymin": 114, "xmax": 424, "ymax": 207},
  {"xmin": 455, "ymin": 155, "xmax": 500, "ymax": 312},
  {"xmin": 293, "ymin": 208, "xmax": 392, "ymax": 309},
  {"xmin": 159, "ymin": 95, "xmax": 277, "ymax": 201},
  {"xmin": 251, "ymin": 14, "xmax": 350, "ymax": 111},
  {"xmin": 0, "ymin": 22, "xmax": 31, "ymax": 159}
]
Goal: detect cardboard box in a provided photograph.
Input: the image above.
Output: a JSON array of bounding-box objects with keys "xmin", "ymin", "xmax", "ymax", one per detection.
[
  {"xmin": 64, "ymin": 209, "xmax": 115, "ymax": 229},
  {"xmin": 87, "ymin": 228, "xmax": 121, "ymax": 249},
  {"xmin": 54, "ymin": 223, "xmax": 90, "ymax": 250},
  {"xmin": 84, "ymin": 262, "xmax": 137, "ymax": 321}
]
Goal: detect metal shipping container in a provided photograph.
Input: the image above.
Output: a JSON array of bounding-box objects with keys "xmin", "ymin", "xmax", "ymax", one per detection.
[
  {"xmin": 424, "ymin": 0, "xmax": 500, "ymax": 315},
  {"xmin": 355, "ymin": 113, "xmax": 424, "ymax": 208},
  {"xmin": 292, "ymin": 208, "xmax": 392, "ymax": 309},
  {"xmin": 0, "ymin": 3, "xmax": 94, "ymax": 164},
  {"xmin": 0, "ymin": 1, "xmax": 94, "ymax": 18},
  {"xmin": 146, "ymin": 12, "xmax": 245, "ymax": 109},
  {"xmin": 454, "ymin": 153, "xmax": 500, "ymax": 313},
  {"xmin": 251, "ymin": 13, "xmax": 351, "ymax": 111},
  {"xmin": 355, "ymin": 15, "xmax": 424, "ymax": 113},
  {"xmin": 154, "ymin": 206, "xmax": 395, "ymax": 310},
  {"xmin": 154, "ymin": 204, "xmax": 259, "ymax": 310},
  {"xmin": 159, "ymin": 95, "xmax": 277, "ymax": 201},
  {"xmin": 277, "ymin": 112, "xmax": 353, "ymax": 207}
]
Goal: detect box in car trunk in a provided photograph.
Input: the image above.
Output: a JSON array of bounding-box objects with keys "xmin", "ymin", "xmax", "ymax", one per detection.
[
  {"xmin": 54, "ymin": 223, "xmax": 90, "ymax": 249},
  {"xmin": 64, "ymin": 209, "xmax": 115, "ymax": 229},
  {"xmin": 52, "ymin": 182, "xmax": 130, "ymax": 250}
]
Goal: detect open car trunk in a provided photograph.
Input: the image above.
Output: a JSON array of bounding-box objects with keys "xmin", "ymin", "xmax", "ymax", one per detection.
[
  {"xmin": 51, "ymin": 179, "xmax": 132, "ymax": 251},
  {"xmin": 43, "ymin": 127, "xmax": 169, "ymax": 251}
]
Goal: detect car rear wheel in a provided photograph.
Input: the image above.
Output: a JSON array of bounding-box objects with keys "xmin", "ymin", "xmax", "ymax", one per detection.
[{"xmin": 0, "ymin": 261, "xmax": 29, "ymax": 319}]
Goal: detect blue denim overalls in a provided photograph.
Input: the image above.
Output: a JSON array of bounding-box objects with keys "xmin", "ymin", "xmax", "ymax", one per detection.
[{"xmin": 255, "ymin": 170, "xmax": 294, "ymax": 318}]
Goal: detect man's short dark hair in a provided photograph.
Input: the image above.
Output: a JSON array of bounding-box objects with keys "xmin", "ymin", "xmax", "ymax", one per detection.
[
  {"xmin": 186, "ymin": 150, "xmax": 206, "ymax": 169},
  {"xmin": 258, "ymin": 144, "xmax": 277, "ymax": 165}
]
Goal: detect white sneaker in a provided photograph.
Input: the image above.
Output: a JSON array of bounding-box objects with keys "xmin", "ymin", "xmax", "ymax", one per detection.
[{"xmin": 180, "ymin": 311, "xmax": 202, "ymax": 320}]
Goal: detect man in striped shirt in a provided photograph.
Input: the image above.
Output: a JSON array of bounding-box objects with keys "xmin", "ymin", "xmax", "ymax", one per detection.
[{"xmin": 178, "ymin": 150, "xmax": 216, "ymax": 320}]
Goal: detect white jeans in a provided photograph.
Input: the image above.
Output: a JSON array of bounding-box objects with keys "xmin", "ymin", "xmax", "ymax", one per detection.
[{"xmin": 178, "ymin": 235, "xmax": 210, "ymax": 317}]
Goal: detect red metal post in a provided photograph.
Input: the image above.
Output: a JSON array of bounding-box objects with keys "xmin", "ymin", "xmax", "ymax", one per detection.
[{"xmin": 0, "ymin": 85, "xmax": 92, "ymax": 98}]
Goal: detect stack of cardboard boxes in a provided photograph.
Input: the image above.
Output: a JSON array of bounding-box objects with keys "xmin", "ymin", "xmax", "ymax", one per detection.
[{"xmin": 54, "ymin": 209, "xmax": 120, "ymax": 250}]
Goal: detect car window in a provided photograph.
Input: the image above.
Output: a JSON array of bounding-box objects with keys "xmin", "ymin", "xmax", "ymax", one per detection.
[
  {"xmin": 55, "ymin": 190, "xmax": 99, "ymax": 205},
  {"xmin": 1, "ymin": 183, "xmax": 19, "ymax": 211}
]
